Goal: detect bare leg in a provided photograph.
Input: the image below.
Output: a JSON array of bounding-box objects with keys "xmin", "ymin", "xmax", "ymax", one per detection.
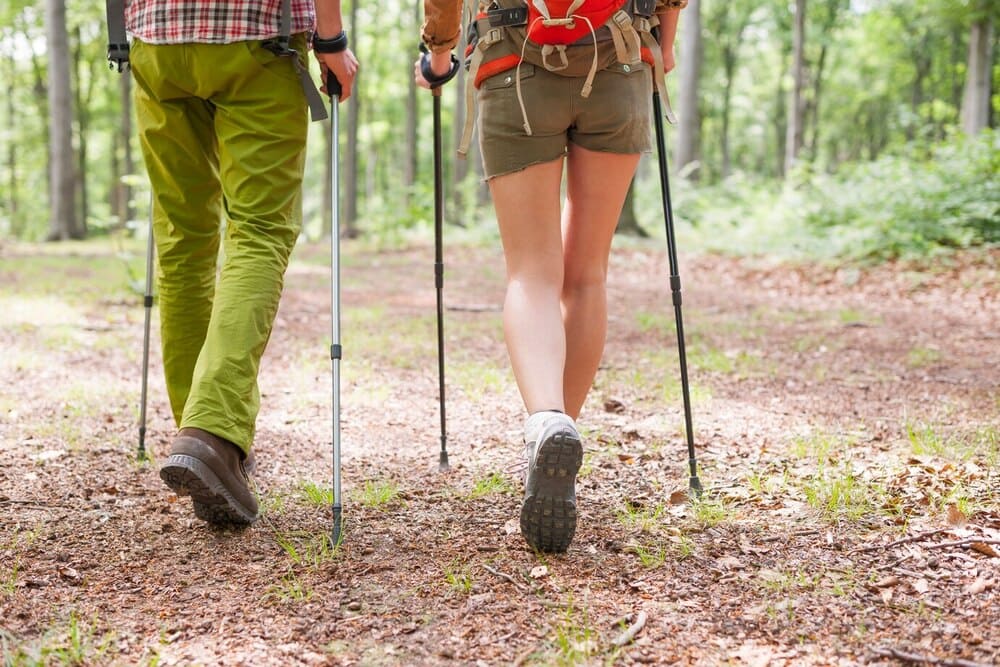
[
  {"xmin": 561, "ymin": 145, "xmax": 641, "ymax": 419},
  {"xmin": 488, "ymin": 157, "xmax": 566, "ymax": 414}
]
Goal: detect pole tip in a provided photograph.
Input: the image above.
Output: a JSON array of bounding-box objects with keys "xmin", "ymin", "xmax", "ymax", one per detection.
[
  {"xmin": 689, "ymin": 475, "xmax": 703, "ymax": 498},
  {"xmin": 438, "ymin": 451, "xmax": 450, "ymax": 472},
  {"xmin": 331, "ymin": 505, "xmax": 344, "ymax": 546}
]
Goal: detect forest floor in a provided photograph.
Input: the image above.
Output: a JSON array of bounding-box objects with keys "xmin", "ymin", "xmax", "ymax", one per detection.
[{"xmin": 0, "ymin": 238, "xmax": 998, "ymax": 667}]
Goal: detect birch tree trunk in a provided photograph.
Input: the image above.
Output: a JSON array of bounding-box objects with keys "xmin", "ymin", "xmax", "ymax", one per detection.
[
  {"xmin": 343, "ymin": 0, "xmax": 360, "ymax": 237},
  {"xmin": 45, "ymin": 0, "xmax": 81, "ymax": 240},
  {"xmin": 784, "ymin": 0, "xmax": 806, "ymax": 176},
  {"xmin": 674, "ymin": 0, "xmax": 702, "ymax": 178},
  {"xmin": 961, "ymin": 16, "xmax": 994, "ymax": 135}
]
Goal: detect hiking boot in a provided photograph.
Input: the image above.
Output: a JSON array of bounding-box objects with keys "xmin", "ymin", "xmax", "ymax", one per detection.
[
  {"xmin": 519, "ymin": 411, "xmax": 583, "ymax": 553},
  {"xmin": 159, "ymin": 427, "xmax": 259, "ymax": 525}
]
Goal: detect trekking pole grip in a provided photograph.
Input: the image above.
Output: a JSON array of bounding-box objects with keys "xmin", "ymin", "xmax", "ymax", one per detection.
[{"xmin": 325, "ymin": 71, "xmax": 343, "ymax": 99}]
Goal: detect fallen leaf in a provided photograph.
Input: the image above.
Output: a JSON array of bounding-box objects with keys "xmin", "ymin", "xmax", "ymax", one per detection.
[
  {"xmin": 963, "ymin": 577, "xmax": 992, "ymax": 594},
  {"xmin": 947, "ymin": 504, "xmax": 967, "ymax": 527},
  {"xmin": 716, "ymin": 555, "xmax": 743, "ymax": 570},
  {"xmin": 529, "ymin": 565, "xmax": 548, "ymax": 579},
  {"xmin": 970, "ymin": 542, "xmax": 999, "ymax": 558},
  {"xmin": 880, "ymin": 588, "xmax": 893, "ymax": 604},
  {"xmin": 872, "ymin": 575, "xmax": 900, "ymax": 588},
  {"xmin": 668, "ymin": 490, "xmax": 688, "ymax": 505},
  {"xmin": 911, "ymin": 578, "xmax": 929, "ymax": 594}
]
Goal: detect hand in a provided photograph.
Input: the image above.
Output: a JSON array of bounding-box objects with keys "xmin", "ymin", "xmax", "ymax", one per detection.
[
  {"xmin": 414, "ymin": 51, "xmax": 455, "ymax": 89},
  {"xmin": 315, "ymin": 48, "xmax": 359, "ymax": 101},
  {"xmin": 661, "ymin": 45, "xmax": 676, "ymax": 74}
]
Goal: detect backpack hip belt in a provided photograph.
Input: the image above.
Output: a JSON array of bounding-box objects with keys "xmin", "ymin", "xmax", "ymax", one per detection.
[{"xmin": 458, "ymin": 0, "xmax": 676, "ymax": 157}]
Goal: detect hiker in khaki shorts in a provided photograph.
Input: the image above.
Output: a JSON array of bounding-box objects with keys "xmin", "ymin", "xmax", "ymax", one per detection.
[
  {"xmin": 417, "ymin": 0, "xmax": 686, "ymax": 553},
  {"xmin": 127, "ymin": 0, "xmax": 357, "ymax": 526}
]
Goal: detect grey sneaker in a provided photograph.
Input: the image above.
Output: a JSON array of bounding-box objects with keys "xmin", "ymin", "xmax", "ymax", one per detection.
[{"xmin": 519, "ymin": 412, "xmax": 583, "ymax": 553}]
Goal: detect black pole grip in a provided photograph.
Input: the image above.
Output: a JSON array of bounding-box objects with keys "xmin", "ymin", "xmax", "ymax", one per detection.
[{"xmin": 325, "ymin": 71, "xmax": 343, "ymax": 98}]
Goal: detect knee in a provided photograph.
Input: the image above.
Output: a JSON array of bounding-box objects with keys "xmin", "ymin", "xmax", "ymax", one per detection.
[{"xmin": 562, "ymin": 266, "xmax": 607, "ymax": 297}]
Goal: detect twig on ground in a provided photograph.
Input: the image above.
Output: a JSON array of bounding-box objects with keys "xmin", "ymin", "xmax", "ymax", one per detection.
[
  {"xmin": 483, "ymin": 564, "xmax": 528, "ymax": 592},
  {"xmin": 871, "ymin": 646, "xmax": 994, "ymax": 667},
  {"xmin": 0, "ymin": 499, "xmax": 67, "ymax": 509},
  {"xmin": 850, "ymin": 529, "xmax": 952, "ymax": 554},
  {"xmin": 611, "ymin": 611, "xmax": 648, "ymax": 648},
  {"xmin": 923, "ymin": 538, "xmax": 1000, "ymax": 550}
]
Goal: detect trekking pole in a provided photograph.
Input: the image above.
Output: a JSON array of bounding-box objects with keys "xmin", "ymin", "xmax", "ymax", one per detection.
[
  {"xmin": 138, "ymin": 198, "xmax": 154, "ymax": 460},
  {"xmin": 652, "ymin": 80, "xmax": 703, "ymax": 497},
  {"xmin": 326, "ymin": 71, "xmax": 345, "ymax": 545},
  {"xmin": 419, "ymin": 44, "xmax": 459, "ymax": 472}
]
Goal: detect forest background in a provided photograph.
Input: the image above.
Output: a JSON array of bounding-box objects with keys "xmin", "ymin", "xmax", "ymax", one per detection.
[{"xmin": 1, "ymin": 0, "xmax": 997, "ymax": 258}]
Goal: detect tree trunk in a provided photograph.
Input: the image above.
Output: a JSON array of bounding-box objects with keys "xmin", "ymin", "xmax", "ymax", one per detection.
[
  {"xmin": 72, "ymin": 25, "xmax": 93, "ymax": 236},
  {"xmin": 5, "ymin": 51, "xmax": 18, "ymax": 235},
  {"xmin": 961, "ymin": 16, "xmax": 994, "ymax": 135},
  {"xmin": 784, "ymin": 0, "xmax": 806, "ymax": 175},
  {"xmin": 120, "ymin": 73, "xmax": 134, "ymax": 227},
  {"xmin": 615, "ymin": 180, "xmax": 648, "ymax": 237},
  {"xmin": 45, "ymin": 0, "xmax": 81, "ymax": 241},
  {"xmin": 321, "ymin": 96, "xmax": 333, "ymax": 240},
  {"xmin": 674, "ymin": 0, "xmax": 702, "ymax": 178},
  {"xmin": 343, "ymin": 0, "xmax": 360, "ymax": 237},
  {"xmin": 404, "ymin": 2, "xmax": 420, "ymax": 203},
  {"xmin": 452, "ymin": 62, "xmax": 469, "ymax": 218}
]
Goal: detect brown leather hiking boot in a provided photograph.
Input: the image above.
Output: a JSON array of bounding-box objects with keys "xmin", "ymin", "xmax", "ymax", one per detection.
[{"xmin": 159, "ymin": 427, "xmax": 259, "ymax": 525}]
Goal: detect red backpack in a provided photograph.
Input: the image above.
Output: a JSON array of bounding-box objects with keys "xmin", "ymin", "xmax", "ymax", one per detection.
[{"xmin": 526, "ymin": 0, "xmax": 628, "ymax": 45}]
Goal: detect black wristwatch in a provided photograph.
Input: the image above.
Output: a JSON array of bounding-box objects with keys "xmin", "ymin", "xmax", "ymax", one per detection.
[{"xmin": 313, "ymin": 30, "xmax": 349, "ymax": 54}]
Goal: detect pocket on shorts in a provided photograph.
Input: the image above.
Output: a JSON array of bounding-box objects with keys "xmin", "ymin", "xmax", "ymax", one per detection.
[{"xmin": 480, "ymin": 62, "xmax": 536, "ymax": 91}]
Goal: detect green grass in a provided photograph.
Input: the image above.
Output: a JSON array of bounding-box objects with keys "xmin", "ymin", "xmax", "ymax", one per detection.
[
  {"xmin": 450, "ymin": 361, "xmax": 509, "ymax": 402},
  {"xmin": 790, "ymin": 431, "xmax": 852, "ymax": 464},
  {"xmin": 906, "ymin": 346, "xmax": 942, "ymax": 368},
  {"xmin": 633, "ymin": 544, "xmax": 668, "ymax": 569},
  {"xmin": 273, "ymin": 530, "xmax": 338, "ymax": 567},
  {"xmin": 801, "ymin": 466, "xmax": 884, "ymax": 523},
  {"xmin": 905, "ymin": 421, "xmax": 1000, "ymax": 467},
  {"xmin": 442, "ymin": 560, "xmax": 473, "ymax": 595},
  {"xmin": 297, "ymin": 480, "xmax": 334, "ymax": 507},
  {"xmin": 688, "ymin": 495, "xmax": 731, "ymax": 528},
  {"xmin": 263, "ymin": 571, "xmax": 314, "ymax": 603},
  {"xmin": 466, "ymin": 472, "xmax": 516, "ymax": 500},
  {"xmin": 615, "ymin": 500, "xmax": 667, "ymax": 534},
  {"xmin": 529, "ymin": 600, "xmax": 597, "ymax": 667},
  {"xmin": 1, "ymin": 612, "xmax": 117, "ymax": 667},
  {"xmin": 354, "ymin": 479, "xmax": 402, "ymax": 509}
]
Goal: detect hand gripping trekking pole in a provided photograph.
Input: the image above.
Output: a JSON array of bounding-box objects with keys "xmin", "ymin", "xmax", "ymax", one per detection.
[
  {"xmin": 326, "ymin": 71, "xmax": 345, "ymax": 544},
  {"xmin": 652, "ymin": 79, "xmax": 703, "ymax": 497},
  {"xmin": 138, "ymin": 200, "xmax": 154, "ymax": 460},
  {"xmin": 420, "ymin": 44, "xmax": 459, "ymax": 472}
]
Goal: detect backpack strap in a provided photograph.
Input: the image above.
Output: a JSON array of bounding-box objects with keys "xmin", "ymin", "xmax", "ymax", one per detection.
[
  {"xmin": 637, "ymin": 15, "xmax": 677, "ymax": 124},
  {"xmin": 264, "ymin": 0, "xmax": 329, "ymax": 122},
  {"xmin": 459, "ymin": 24, "xmax": 507, "ymax": 156},
  {"xmin": 607, "ymin": 9, "xmax": 641, "ymax": 66}
]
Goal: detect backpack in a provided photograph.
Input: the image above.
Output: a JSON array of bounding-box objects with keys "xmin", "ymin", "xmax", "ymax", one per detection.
[{"xmin": 458, "ymin": 0, "xmax": 677, "ymax": 156}]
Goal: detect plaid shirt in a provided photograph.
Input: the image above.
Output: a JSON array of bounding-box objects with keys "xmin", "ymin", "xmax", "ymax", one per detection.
[{"xmin": 125, "ymin": 0, "xmax": 316, "ymax": 44}]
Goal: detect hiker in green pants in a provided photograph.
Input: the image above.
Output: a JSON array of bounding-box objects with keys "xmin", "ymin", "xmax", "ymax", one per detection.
[{"xmin": 128, "ymin": 0, "xmax": 358, "ymax": 526}]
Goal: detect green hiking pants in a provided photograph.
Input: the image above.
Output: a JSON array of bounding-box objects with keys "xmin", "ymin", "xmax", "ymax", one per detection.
[{"xmin": 131, "ymin": 37, "xmax": 309, "ymax": 454}]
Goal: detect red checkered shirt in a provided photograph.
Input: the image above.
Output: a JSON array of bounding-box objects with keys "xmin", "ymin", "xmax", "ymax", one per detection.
[{"xmin": 125, "ymin": 0, "xmax": 316, "ymax": 44}]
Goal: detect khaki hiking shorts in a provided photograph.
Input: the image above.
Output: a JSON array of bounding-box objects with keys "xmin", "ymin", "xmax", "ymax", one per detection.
[{"xmin": 477, "ymin": 61, "xmax": 653, "ymax": 180}]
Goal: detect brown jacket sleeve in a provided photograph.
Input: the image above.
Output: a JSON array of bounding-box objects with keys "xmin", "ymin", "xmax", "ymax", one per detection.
[{"xmin": 421, "ymin": 0, "xmax": 463, "ymax": 53}]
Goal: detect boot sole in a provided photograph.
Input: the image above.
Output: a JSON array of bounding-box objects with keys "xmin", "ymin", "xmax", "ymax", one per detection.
[
  {"xmin": 520, "ymin": 431, "xmax": 583, "ymax": 553},
  {"xmin": 160, "ymin": 454, "xmax": 257, "ymax": 526}
]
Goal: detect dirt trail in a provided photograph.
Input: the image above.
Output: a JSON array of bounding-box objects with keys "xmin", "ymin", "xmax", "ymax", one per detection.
[{"xmin": 1, "ymin": 242, "xmax": 998, "ymax": 666}]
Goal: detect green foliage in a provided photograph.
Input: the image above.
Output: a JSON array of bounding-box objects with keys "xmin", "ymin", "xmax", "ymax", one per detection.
[{"xmin": 800, "ymin": 131, "xmax": 1000, "ymax": 260}]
